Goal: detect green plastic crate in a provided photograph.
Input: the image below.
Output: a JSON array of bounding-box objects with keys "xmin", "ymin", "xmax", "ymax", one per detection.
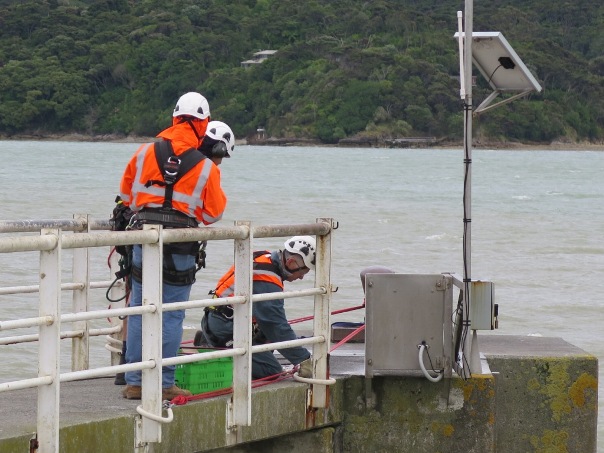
[{"xmin": 174, "ymin": 348, "xmax": 233, "ymax": 395}]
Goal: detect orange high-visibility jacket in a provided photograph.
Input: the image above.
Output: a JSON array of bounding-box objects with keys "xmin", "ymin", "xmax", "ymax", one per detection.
[
  {"xmin": 215, "ymin": 252, "xmax": 284, "ymax": 298},
  {"xmin": 119, "ymin": 122, "xmax": 226, "ymax": 225}
]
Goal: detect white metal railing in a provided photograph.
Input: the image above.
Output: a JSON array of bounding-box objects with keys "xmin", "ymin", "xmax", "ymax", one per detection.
[{"xmin": 0, "ymin": 216, "xmax": 336, "ymax": 452}]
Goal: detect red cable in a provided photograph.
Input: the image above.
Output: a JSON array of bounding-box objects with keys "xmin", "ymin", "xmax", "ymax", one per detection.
[
  {"xmin": 288, "ymin": 303, "xmax": 365, "ymax": 325},
  {"xmin": 329, "ymin": 324, "xmax": 365, "ymax": 353},
  {"xmin": 107, "ymin": 247, "xmax": 116, "ymax": 268},
  {"xmin": 170, "ymin": 369, "xmax": 295, "ymax": 405}
]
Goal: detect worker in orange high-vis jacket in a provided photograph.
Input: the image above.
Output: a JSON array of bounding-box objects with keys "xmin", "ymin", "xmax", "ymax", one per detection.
[
  {"xmin": 198, "ymin": 236, "xmax": 316, "ymax": 380},
  {"xmin": 119, "ymin": 92, "xmax": 233, "ymax": 401}
]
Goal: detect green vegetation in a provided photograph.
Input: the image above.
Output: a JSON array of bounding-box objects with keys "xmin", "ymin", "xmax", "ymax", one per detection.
[{"xmin": 0, "ymin": 0, "xmax": 602, "ymax": 144}]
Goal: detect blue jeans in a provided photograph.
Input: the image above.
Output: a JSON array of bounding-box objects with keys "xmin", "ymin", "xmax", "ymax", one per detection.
[{"xmin": 125, "ymin": 245, "xmax": 195, "ymax": 388}]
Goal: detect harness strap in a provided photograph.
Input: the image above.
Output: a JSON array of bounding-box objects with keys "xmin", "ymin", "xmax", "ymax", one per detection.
[
  {"xmin": 208, "ymin": 251, "xmax": 279, "ymax": 319},
  {"xmin": 145, "ymin": 140, "xmax": 206, "ymax": 209},
  {"xmin": 131, "ymin": 263, "xmax": 197, "ymax": 286},
  {"xmin": 135, "ymin": 208, "xmax": 198, "ymax": 228},
  {"xmin": 213, "ymin": 251, "xmax": 274, "ymax": 296}
]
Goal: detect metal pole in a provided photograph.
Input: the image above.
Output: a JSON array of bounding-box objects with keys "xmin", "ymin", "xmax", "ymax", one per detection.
[
  {"xmin": 463, "ymin": 0, "xmax": 473, "ymax": 300},
  {"xmin": 462, "ymin": 0, "xmax": 482, "ymax": 375},
  {"xmin": 461, "ymin": 0, "xmax": 473, "ymax": 377}
]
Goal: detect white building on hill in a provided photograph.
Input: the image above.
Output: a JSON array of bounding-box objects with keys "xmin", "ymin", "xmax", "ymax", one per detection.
[{"xmin": 241, "ymin": 50, "xmax": 278, "ymax": 68}]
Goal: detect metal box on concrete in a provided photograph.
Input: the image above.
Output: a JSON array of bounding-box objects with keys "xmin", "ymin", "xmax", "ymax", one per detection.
[
  {"xmin": 469, "ymin": 280, "xmax": 495, "ymax": 330},
  {"xmin": 365, "ymin": 273, "xmax": 453, "ymax": 377}
]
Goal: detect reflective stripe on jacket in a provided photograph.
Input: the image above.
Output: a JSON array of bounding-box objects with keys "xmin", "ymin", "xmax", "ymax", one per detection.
[
  {"xmin": 215, "ymin": 251, "xmax": 284, "ymax": 298},
  {"xmin": 119, "ymin": 122, "xmax": 226, "ymax": 225}
]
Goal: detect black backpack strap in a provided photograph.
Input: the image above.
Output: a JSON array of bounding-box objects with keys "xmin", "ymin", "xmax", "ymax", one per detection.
[{"xmin": 145, "ymin": 141, "xmax": 206, "ymax": 209}]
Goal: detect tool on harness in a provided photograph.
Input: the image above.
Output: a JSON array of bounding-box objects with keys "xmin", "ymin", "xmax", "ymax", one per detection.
[
  {"xmin": 205, "ymin": 290, "xmax": 234, "ymax": 319},
  {"xmin": 203, "ymin": 302, "xmax": 264, "ymax": 346},
  {"xmin": 197, "ymin": 241, "xmax": 207, "ymax": 270},
  {"xmin": 203, "ymin": 303, "xmax": 265, "ymax": 344},
  {"xmin": 107, "ymin": 196, "xmax": 134, "ymax": 303}
]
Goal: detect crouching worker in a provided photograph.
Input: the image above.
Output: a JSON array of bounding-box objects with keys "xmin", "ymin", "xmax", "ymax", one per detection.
[{"xmin": 198, "ymin": 236, "xmax": 316, "ymax": 379}]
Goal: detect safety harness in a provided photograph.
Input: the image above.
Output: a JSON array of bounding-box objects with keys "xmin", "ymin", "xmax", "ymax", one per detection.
[
  {"xmin": 131, "ymin": 141, "xmax": 207, "ymax": 286},
  {"xmin": 206, "ymin": 251, "xmax": 279, "ymax": 317},
  {"xmin": 144, "ymin": 141, "xmax": 205, "ymax": 209},
  {"xmin": 202, "ymin": 251, "xmax": 281, "ymax": 347}
]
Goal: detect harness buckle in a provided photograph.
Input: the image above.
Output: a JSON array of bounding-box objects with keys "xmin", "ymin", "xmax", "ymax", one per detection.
[{"xmin": 163, "ymin": 156, "xmax": 181, "ymax": 184}]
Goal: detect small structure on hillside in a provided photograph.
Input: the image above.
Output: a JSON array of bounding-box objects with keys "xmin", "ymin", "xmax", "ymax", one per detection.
[{"xmin": 241, "ymin": 50, "xmax": 278, "ymax": 68}]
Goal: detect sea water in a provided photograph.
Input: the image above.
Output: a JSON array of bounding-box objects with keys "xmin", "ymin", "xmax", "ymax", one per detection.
[{"xmin": 1, "ymin": 140, "xmax": 602, "ymax": 449}]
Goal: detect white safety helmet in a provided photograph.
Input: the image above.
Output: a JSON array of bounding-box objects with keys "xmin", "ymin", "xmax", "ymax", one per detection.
[
  {"xmin": 173, "ymin": 92, "xmax": 210, "ymax": 120},
  {"xmin": 284, "ymin": 236, "xmax": 316, "ymax": 270},
  {"xmin": 205, "ymin": 121, "xmax": 235, "ymax": 158}
]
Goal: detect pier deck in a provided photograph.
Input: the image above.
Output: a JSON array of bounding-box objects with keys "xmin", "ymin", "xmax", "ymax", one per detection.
[{"xmin": 0, "ymin": 335, "xmax": 598, "ymax": 453}]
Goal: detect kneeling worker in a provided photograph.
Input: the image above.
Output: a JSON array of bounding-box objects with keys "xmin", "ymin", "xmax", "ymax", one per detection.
[{"xmin": 199, "ymin": 236, "xmax": 316, "ymax": 379}]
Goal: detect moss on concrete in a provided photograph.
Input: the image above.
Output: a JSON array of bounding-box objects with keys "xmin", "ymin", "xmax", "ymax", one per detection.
[
  {"xmin": 59, "ymin": 417, "xmax": 133, "ymax": 453},
  {"xmin": 486, "ymin": 354, "xmax": 598, "ymax": 453},
  {"xmin": 341, "ymin": 375, "xmax": 495, "ymax": 453}
]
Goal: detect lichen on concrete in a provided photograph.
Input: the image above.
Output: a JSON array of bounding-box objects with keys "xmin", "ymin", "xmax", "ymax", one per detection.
[
  {"xmin": 529, "ymin": 429, "xmax": 570, "ymax": 453},
  {"xmin": 568, "ymin": 372, "xmax": 597, "ymax": 409}
]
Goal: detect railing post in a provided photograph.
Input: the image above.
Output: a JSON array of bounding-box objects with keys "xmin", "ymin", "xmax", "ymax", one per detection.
[
  {"xmin": 311, "ymin": 218, "xmax": 334, "ymax": 408},
  {"xmin": 139, "ymin": 224, "xmax": 163, "ymax": 444},
  {"xmin": 230, "ymin": 221, "xmax": 253, "ymax": 434},
  {"xmin": 71, "ymin": 214, "xmax": 90, "ymax": 371},
  {"xmin": 38, "ymin": 228, "xmax": 61, "ymax": 453}
]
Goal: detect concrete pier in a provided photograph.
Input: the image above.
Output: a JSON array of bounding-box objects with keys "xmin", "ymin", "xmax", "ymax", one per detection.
[{"xmin": 0, "ymin": 335, "xmax": 598, "ymax": 453}]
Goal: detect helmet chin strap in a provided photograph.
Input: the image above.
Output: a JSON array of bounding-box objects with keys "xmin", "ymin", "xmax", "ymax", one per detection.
[
  {"xmin": 280, "ymin": 250, "xmax": 295, "ymax": 278},
  {"xmin": 178, "ymin": 117, "xmax": 203, "ymax": 143},
  {"xmin": 185, "ymin": 118, "xmax": 203, "ymax": 142}
]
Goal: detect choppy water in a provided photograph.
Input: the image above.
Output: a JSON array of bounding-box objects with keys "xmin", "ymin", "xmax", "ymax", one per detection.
[{"xmin": 1, "ymin": 140, "xmax": 603, "ymax": 449}]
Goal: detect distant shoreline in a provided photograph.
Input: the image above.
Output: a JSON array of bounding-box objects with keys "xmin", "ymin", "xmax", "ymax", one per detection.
[{"xmin": 1, "ymin": 133, "xmax": 602, "ymax": 151}]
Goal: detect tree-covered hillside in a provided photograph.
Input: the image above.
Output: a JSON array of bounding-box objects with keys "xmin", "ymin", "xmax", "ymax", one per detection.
[{"xmin": 0, "ymin": 0, "xmax": 602, "ymax": 144}]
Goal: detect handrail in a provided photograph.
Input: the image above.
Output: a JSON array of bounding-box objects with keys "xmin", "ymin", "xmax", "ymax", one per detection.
[
  {"xmin": 0, "ymin": 216, "xmax": 336, "ymax": 453},
  {"xmin": 0, "ymin": 279, "xmax": 120, "ymax": 296},
  {"xmin": 0, "ymin": 325, "xmax": 121, "ymax": 346},
  {"xmin": 0, "ymin": 218, "xmax": 111, "ymax": 233}
]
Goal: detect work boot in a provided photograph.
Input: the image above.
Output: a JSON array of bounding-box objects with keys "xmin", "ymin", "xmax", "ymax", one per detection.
[
  {"xmin": 162, "ymin": 385, "xmax": 192, "ymax": 400},
  {"xmin": 122, "ymin": 385, "xmax": 142, "ymax": 400},
  {"xmin": 193, "ymin": 330, "xmax": 203, "ymax": 347}
]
